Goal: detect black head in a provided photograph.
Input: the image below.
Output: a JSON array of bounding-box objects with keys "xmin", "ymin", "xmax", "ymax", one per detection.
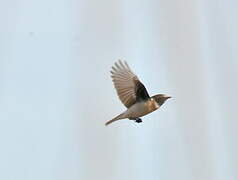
[{"xmin": 152, "ymin": 94, "xmax": 171, "ymax": 106}]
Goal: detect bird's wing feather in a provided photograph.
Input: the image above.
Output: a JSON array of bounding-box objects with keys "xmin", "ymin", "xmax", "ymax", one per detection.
[
  {"xmin": 111, "ymin": 60, "xmax": 150, "ymax": 108},
  {"xmin": 134, "ymin": 79, "xmax": 150, "ymax": 102}
]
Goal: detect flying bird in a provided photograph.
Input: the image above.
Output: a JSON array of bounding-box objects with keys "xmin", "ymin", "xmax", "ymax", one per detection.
[{"xmin": 105, "ymin": 60, "xmax": 171, "ymax": 126}]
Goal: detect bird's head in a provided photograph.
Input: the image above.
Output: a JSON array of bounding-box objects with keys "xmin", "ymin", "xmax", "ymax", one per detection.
[{"xmin": 152, "ymin": 94, "xmax": 171, "ymax": 106}]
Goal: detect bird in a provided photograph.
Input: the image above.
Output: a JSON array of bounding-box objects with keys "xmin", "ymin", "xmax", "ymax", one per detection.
[{"xmin": 105, "ymin": 60, "xmax": 171, "ymax": 126}]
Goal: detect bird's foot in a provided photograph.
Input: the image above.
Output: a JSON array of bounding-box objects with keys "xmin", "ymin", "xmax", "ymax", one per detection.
[
  {"xmin": 129, "ymin": 117, "xmax": 142, "ymax": 123},
  {"xmin": 135, "ymin": 118, "xmax": 142, "ymax": 123}
]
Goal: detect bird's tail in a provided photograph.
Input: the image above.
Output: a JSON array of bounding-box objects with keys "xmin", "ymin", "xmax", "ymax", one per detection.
[{"xmin": 105, "ymin": 113, "xmax": 125, "ymax": 126}]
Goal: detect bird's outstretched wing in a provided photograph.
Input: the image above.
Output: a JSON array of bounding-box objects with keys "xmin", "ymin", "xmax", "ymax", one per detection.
[{"xmin": 111, "ymin": 60, "xmax": 150, "ymax": 108}]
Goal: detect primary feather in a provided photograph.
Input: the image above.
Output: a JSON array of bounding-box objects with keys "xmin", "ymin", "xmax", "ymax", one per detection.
[{"xmin": 110, "ymin": 60, "xmax": 138, "ymax": 108}]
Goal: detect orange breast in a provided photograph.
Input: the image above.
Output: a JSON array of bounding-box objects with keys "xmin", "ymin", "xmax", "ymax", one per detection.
[{"xmin": 146, "ymin": 99, "xmax": 159, "ymax": 112}]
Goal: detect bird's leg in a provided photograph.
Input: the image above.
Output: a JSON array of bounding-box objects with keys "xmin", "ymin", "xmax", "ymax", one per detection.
[
  {"xmin": 129, "ymin": 117, "xmax": 142, "ymax": 123},
  {"xmin": 135, "ymin": 118, "xmax": 142, "ymax": 123}
]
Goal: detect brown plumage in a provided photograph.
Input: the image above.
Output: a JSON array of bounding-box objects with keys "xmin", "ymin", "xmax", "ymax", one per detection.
[{"xmin": 105, "ymin": 60, "xmax": 171, "ymax": 126}]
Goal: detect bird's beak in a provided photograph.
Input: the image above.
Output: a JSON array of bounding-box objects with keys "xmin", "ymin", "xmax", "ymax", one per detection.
[{"xmin": 164, "ymin": 95, "xmax": 172, "ymax": 99}]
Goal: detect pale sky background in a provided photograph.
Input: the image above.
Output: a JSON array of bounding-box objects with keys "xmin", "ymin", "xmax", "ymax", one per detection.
[{"xmin": 0, "ymin": 0, "xmax": 238, "ymax": 180}]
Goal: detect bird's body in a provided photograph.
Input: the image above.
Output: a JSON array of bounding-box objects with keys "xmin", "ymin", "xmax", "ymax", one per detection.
[
  {"xmin": 105, "ymin": 60, "xmax": 171, "ymax": 126},
  {"xmin": 125, "ymin": 98, "xmax": 160, "ymax": 118}
]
